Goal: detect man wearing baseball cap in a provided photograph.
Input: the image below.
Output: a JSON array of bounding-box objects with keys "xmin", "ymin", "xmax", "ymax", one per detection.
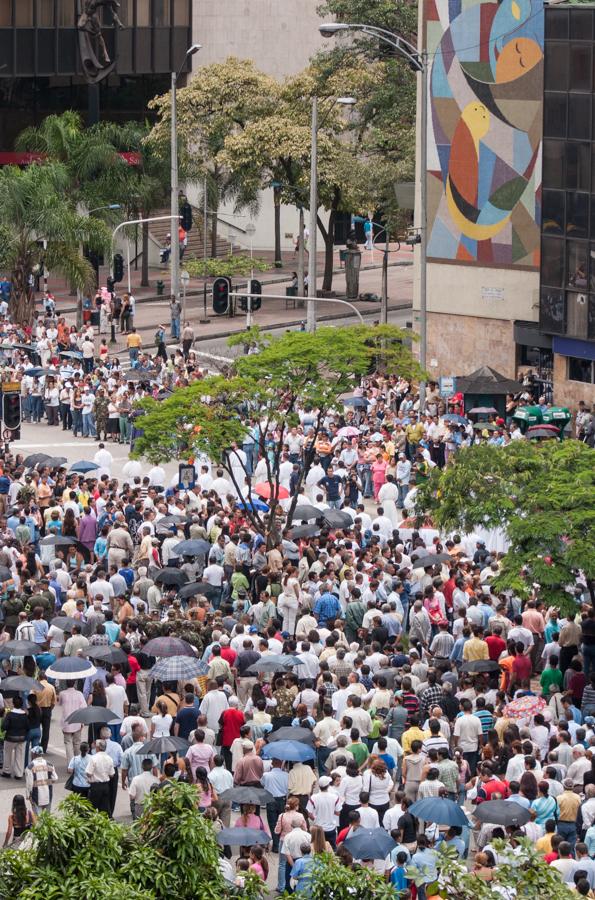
[{"xmin": 306, "ymin": 774, "xmax": 340, "ymax": 848}]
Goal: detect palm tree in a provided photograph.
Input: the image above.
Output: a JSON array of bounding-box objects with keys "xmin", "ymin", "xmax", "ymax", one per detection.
[{"xmin": 0, "ymin": 163, "xmax": 110, "ymax": 325}]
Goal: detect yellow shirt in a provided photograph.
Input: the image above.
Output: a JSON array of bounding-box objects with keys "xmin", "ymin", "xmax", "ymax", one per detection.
[
  {"xmin": 401, "ymin": 726, "xmax": 430, "ymax": 755},
  {"xmin": 462, "ymin": 637, "xmax": 489, "ymax": 661},
  {"xmin": 126, "ymin": 332, "xmax": 142, "ymax": 349},
  {"xmin": 535, "ymin": 833, "xmax": 553, "ymax": 855}
]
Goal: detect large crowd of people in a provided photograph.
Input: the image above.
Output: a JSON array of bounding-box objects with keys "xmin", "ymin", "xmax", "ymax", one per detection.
[{"xmin": 0, "ymin": 305, "xmax": 593, "ymax": 896}]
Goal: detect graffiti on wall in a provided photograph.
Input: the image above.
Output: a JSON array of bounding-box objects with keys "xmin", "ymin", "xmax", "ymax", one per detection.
[{"xmin": 426, "ymin": 0, "xmax": 544, "ymax": 266}]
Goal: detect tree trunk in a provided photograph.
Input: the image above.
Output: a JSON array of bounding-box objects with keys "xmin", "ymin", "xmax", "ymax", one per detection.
[
  {"xmin": 322, "ymin": 208, "xmax": 336, "ymax": 292},
  {"xmin": 141, "ymin": 219, "xmax": 150, "ymax": 288},
  {"xmin": 11, "ymin": 261, "xmax": 35, "ymax": 326},
  {"xmin": 274, "ymin": 186, "xmax": 282, "ymax": 268}
]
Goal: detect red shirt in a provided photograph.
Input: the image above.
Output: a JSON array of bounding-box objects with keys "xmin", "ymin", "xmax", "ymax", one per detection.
[
  {"xmin": 512, "ymin": 655, "xmax": 532, "ymax": 683},
  {"xmin": 221, "ymin": 646, "xmax": 237, "ymax": 667},
  {"xmin": 126, "ymin": 654, "xmax": 141, "ymax": 685},
  {"xmin": 485, "ymin": 635, "xmax": 506, "ymax": 661},
  {"xmin": 220, "ymin": 707, "xmax": 245, "ymax": 747},
  {"xmin": 443, "ymin": 577, "xmax": 456, "ymax": 610}
]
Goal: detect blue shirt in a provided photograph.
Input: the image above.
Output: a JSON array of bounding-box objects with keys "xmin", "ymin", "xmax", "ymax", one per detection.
[
  {"xmin": 104, "ymin": 622, "xmax": 121, "ymax": 645},
  {"xmin": 261, "ymin": 767, "xmax": 289, "ymax": 798},
  {"xmin": 313, "ymin": 592, "xmax": 341, "ymax": 626},
  {"xmin": 68, "ymin": 754, "xmax": 91, "ymax": 788},
  {"xmin": 33, "ymin": 619, "xmax": 49, "ymax": 644},
  {"xmin": 411, "ymin": 847, "xmax": 438, "ymax": 883},
  {"xmin": 291, "ymin": 855, "xmax": 316, "ymax": 896}
]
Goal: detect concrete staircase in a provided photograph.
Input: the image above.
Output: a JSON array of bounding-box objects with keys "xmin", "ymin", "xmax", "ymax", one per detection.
[{"xmin": 149, "ymin": 206, "xmax": 233, "ymax": 261}]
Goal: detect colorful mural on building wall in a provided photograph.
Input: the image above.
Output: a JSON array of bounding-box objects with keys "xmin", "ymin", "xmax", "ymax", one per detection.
[{"xmin": 426, "ymin": 0, "xmax": 544, "ymax": 266}]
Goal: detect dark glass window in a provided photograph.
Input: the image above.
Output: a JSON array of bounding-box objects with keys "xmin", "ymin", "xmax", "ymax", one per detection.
[
  {"xmin": 568, "ymin": 356, "xmax": 593, "ymax": 382},
  {"xmin": 540, "ymin": 288, "xmax": 566, "ymax": 333},
  {"xmin": 137, "ymin": 0, "xmax": 149, "ymax": 25},
  {"xmin": 541, "ymin": 236, "xmax": 565, "ymax": 285},
  {"xmin": 566, "ymin": 142, "xmax": 590, "ymax": 192},
  {"xmin": 589, "ymin": 296, "xmax": 595, "ymax": 339},
  {"xmin": 15, "ymin": 0, "xmax": 32, "ymax": 24},
  {"xmin": 57, "ymin": 0, "xmax": 74, "ymax": 26},
  {"xmin": 546, "ymin": 9, "xmax": 569, "ymax": 39},
  {"xmin": 570, "ymin": 9, "xmax": 593, "ymax": 40},
  {"xmin": 173, "ymin": 0, "xmax": 188, "ymax": 25},
  {"xmin": 568, "ymin": 94, "xmax": 591, "ymax": 139},
  {"xmin": 37, "ymin": 0, "xmax": 54, "ymax": 25},
  {"xmin": 567, "ymin": 240, "xmax": 588, "ymax": 286},
  {"xmin": 153, "ymin": 0, "xmax": 169, "ymax": 26},
  {"xmin": 543, "ymin": 140, "xmax": 565, "ymax": 189},
  {"xmin": 544, "ymin": 92, "xmax": 567, "ymax": 138},
  {"xmin": 570, "ymin": 44, "xmax": 592, "ymax": 91},
  {"xmin": 0, "ymin": 0, "xmax": 11, "ymax": 26},
  {"xmin": 590, "ymin": 247, "xmax": 595, "ymax": 290},
  {"xmin": 566, "ymin": 192, "xmax": 589, "ymax": 239},
  {"xmin": 545, "ymin": 42, "xmax": 568, "ymax": 91},
  {"xmin": 542, "ymin": 191, "xmax": 565, "ymax": 236}
]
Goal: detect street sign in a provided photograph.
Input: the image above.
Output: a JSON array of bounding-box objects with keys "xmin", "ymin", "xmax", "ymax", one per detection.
[
  {"xmin": 1, "ymin": 382, "xmax": 20, "ymax": 392},
  {"xmin": 439, "ymin": 376, "xmax": 457, "ymax": 398},
  {"xmin": 178, "ymin": 464, "xmax": 196, "ymax": 490}
]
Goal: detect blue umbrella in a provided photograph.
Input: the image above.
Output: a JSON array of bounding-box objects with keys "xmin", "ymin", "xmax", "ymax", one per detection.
[
  {"xmin": 70, "ymin": 460, "xmax": 100, "ymax": 473},
  {"xmin": 24, "ymin": 367, "xmax": 49, "ymax": 377},
  {"xmin": 343, "ymin": 396, "xmax": 367, "ymax": 408},
  {"xmin": 442, "ymin": 413, "xmax": 468, "ymax": 425},
  {"xmin": 342, "ymin": 828, "xmax": 396, "ymax": 860},
  {"xmin": 409, "ymin": 798, "xmax": 470, "ymax": 827},
  {"xmin": 261, "ymin": 740, "xmax": 315, "ymax": 763},
  {"xmin": 45, "ymin": 657, "xmax": 97, "ymax": 680},
  {"xmin": 236, "ymin": 499, "xmax": 269, "ymax": 513}
]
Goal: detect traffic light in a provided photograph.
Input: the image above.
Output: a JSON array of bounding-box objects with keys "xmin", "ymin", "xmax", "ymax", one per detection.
[
  {"xmin": 212, "ymin": 277, "xmax": 231, "ymax": 315},
  {"xmin": 239, "ymin": 279, "xmax": 262, "ymax": 312},
  {"xmin": 106, "ymin": 275, "xmax": 115, "ymax": 293},
  {"xmin": 250, "ymin": 279, "xmax": 262, "ymax": 312},
  {"xmin": 113, "ymin": 253, "xmax": 124, "ymax": 283},
  {"xmin": 180, "ymin": 203, "xmax": 193, "ymax": 232},
  {"xmin": 2, "ymin": 392, "xmax": 21, "ymax": 440}
]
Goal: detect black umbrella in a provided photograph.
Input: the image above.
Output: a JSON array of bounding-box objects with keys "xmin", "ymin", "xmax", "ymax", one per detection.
[
  {"xmin": 268, "ymin": 726, "xmax": 316, "ymax": 745},
  {"xmin": 473, "ymin": 800, "xmax": 530, "ymax": 826},
  {"xmin": 0, "ymin": 675, "xmax": 43, "ymax": 692},
  {"xmin": 472, "ymin": 421, "xmax": 498, "ymax": 431},
  {"xmin": 171, "ymin": 539, "xmax": 211, "ymax": 558},
  {"xmin": 50, "ymin": 615, "xmax": 79, "ymax": 632},
  {"xmin": 40, "ymin": 535, "xmax": 91, "ymax": 562},
  {"xmin": 136, "ymin": 736, "xmax": 190, "ymax": 755},
  {"xmin": 86, "ymin": 646, "xmax": 129, "ymax": 665},
  {"xmin": 290, "ymin": 524, "xmax": 320, "ymax": 539},
  {"xmin": 159, "ymin": 514, "xmax": 192, "ymax": 527},
  {"xmin": 342, "ymin": 828, "xmax": 396, "ymax": 860},
  {"xmin": 245, "ymin": 655, "xmax": 297, "ymax": 675},
  {"xmin": 154, "ymin": 567, "xmax": 188, "ymax": 587},
  {"xmin": 292, "ymin": 504, "xmax": 321, "ymax": 521},
  {"xmin": 66, "ymin": 707, "xmax": 122, "ymax": 726},
  {"xmin": 38, "ymin": 456, "xmax": 68, "ymax": 469},
  {"xmin": 143, "ymin": 637, "xmax": 196, "ymax": 658},
  {"xmin": 219, "ymin": 786, "xmax": 274, "ymax": 806},
  {"xmin": 217, "ymin": 827, "xmax": 270, "ymax": 847},
  {"xmin": 461, "ymin": 659, "xmax": 501, "ymax": 673},
  {"xmin": 23, "ymin": 452, "xmax": 52, "ymax": 468},
  {"xmin": 177, "ymin": 581, "xmax": 219, "ymax": 601},
  {"xmin": 411, "ymin": 553, "xmax": 451, "ymax": 569},
  {"xmin": 322, "ymin": 510, "xmax": 353, "ymax": 529},
  {"xmin": 2, "ymin": 640, "xmax": 40, "ymax": 656}
]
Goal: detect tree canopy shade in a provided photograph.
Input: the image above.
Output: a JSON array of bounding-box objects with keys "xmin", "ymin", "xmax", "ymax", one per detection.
[
  {"xmin": 0, "ymin": 784, "xmax": 263, "ymax": 900},
  {"xmin": 0, "ymin": 162, "xmax": 110, "ymax": 324},
  {"xmin": 414, "ymin": 440, "xmax": 595, "ymax": 611},
  {"xmin": 132, "ymin": 325, "xmax": 424, "ymax": 539}
]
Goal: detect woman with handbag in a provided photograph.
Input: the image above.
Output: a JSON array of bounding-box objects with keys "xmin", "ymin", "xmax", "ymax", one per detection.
[{"xmin": 67, "ymin": 742, "xmax": 91, "ymax": 797}]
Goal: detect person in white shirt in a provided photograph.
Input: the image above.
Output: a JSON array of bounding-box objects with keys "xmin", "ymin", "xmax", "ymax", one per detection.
[
  {"xmin": 93, "ymin": 444, "xmax": 113, "ymax": 478},
  {"xmin": 105, "ymin": 675, "xmax": 129, "ymax": 724},
  {"xmin": 128, "ymin": 758, "xmax": 159, "ymax": 818}
]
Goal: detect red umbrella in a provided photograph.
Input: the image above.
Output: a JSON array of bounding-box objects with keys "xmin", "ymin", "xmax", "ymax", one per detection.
[{"xmin": 253, "ymin": 482, "xmax": 289, "ymax": 500}]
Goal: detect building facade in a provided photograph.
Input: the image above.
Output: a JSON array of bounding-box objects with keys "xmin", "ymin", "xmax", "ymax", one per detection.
[
  {"xmin": 416, "ymin": 0, "xmax": 595, "ymax": 406},
  {"xmin": 0, "ymin": 0, "xmax": 192, "ymax": 146},
  {"xmin": 539, "ymin": 3, "xmax": 595, "ymax": 407}
]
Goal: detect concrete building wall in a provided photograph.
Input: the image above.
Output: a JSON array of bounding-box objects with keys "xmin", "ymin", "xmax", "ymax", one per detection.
[
  {"xmin": 553, "ymin": 355, "xmax": 595, "ymax": 409},
  {"xmin": 192, "ymin": 0, "xmax": 327, "ymax": 80},
  {"xmin": 424, "ymin": 311, "xmax": 515, "ymax": 379},
  {"xmin": 189, "ymin": 1, "xmax": 328, "ymax": 252}
]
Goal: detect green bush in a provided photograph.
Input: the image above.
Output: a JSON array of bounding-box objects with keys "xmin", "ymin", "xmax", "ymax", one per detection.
[{"xmin": 185, "ymin": 254, "xmax": 270, "ymax": 278}]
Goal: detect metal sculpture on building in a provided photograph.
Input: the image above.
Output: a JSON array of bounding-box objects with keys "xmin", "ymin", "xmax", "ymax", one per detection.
[{"xmin": 77, "ymin": 0, "xmax": 125, "ymax": 83}]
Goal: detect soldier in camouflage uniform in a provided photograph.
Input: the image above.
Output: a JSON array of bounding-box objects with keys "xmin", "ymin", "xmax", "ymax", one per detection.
[{"xmin": 94, "ymin": 387, "xmax": 109, "ymax": 441}]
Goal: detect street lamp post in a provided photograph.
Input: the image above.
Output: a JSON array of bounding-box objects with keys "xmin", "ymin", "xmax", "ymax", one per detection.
[
  {"xmin": 320, "ymin": 23, "xmax": 428, "ymax": 410},
  {"xmin": 245, "ymin": 222, "xmax": 256, "ymax": 329},
  {"xmin": 171, "ymin": 43, "xmax": 201, "ymax": 309},
  {"xmin": 306, "ymin": 95, "xmax": 355, "ymax": 333}
]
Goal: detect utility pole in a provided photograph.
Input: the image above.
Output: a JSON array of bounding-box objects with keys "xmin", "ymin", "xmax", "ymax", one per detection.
[
  {"xmin": 306, "ymin": 97, "xmax": 318, "ymax": 333},
  {"xmin": 170, "ymin": 69, "xmax": 180, "ymax": 308}
]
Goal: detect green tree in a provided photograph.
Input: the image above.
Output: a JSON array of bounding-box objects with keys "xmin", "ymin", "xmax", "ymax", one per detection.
[
  {"xmin": 0, "ymin": 163, "xmax": 110, "ymax": 324},
  {"xmin": 280, "ymin": 852, "xmax": 396, "ymax": 899},
  {"xmin": 414, "ymin": 440, "xmax": 595, "ymax": 610},
  {"xmin": 0, "ymin": 785, "xmax": 263, "ymax": 900},
  {"xmin": 148, "ymin": 58, "xmax": 279, "ymax": 258},
  {"xmin": 132, "ymin": 324, "xmax": 423, "ymax": 542}
]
